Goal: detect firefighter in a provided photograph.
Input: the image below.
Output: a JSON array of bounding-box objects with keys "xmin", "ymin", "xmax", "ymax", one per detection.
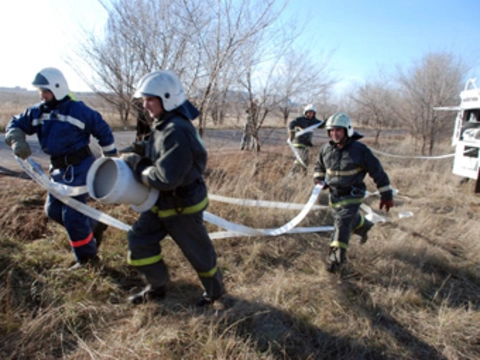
[
  {"xmin": 313, "ymin": 113, "xmax": 394, "ymax": 273},
  {"xmin": 5, "ymin": 67, "xmax": 117, "ymax": 269},
  {"xmin": 121, "ymin": 70, "xmax": 225, "ymax": 306},
  {"xmin": 288, "ymin": 104, "xmax": 324, "ymax": 175}
]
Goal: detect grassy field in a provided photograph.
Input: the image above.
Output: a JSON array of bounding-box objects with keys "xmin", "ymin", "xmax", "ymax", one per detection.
[{"xmin": 0, "ymin": 131, "xmax": 479, "ymax": 359}]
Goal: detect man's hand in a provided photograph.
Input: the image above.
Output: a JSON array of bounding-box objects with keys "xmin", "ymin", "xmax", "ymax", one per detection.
[
  {"xmin": 379, "ymin": 199, "xmax": 394, "ymax": 212},
  {"xmin": 120, "ymin": 152, "xmax": 142, "ymax": 171},
  {"xmin": 314, "ymin": 178, "xmax": 329, "ymax": 189},
  {"xmin": 5, "ymin": 128, "xmax": 32, "ymax": 159},
  {"xmin": 12, "ymin": 140, "xmax": 32, "ymax": 159}
]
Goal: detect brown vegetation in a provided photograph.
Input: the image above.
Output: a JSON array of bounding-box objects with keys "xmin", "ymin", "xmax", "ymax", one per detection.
[{"xmin": 0, "ymin": 137, "xmax": 479, "ymax": 359}]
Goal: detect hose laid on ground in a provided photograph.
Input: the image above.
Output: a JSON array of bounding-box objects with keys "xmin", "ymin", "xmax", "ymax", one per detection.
[{"xmin": 17, "ymin": 157, "xmax": 341, "ymax": 238}]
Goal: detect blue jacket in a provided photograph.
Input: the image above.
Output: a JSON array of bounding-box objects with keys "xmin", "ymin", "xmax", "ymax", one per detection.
[{"xmin": 6, "ymin": 97, "xmax": 116, "ymax": 158}]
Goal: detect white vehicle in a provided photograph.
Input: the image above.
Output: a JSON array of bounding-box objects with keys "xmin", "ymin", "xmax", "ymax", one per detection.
[{"xmin": 436, "ymin": 78, "xmax": 480, "ymax": 193}]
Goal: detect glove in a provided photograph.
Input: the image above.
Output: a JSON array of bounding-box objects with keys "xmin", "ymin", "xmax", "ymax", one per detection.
[
  {"xmin": 120, "ymin": 152, "xmax": 142, "ymax": 172},
  {"xmin": 12, "ymin": 140, "xmax": 32, "ymax": 159},
  {"xmin": 288, "ymin": 131, "xmax": 295, "ymax": 142},
  {"xmin": 314, "ymin": 178, "xmax": 329, "ymax": 189},
  {"xmin": 5, "ymin": 128, "xmax": 32, "ymax": 159},
  {"xmin": 379, "ymin": 199, "xmax": 394, "ymax": 212}
]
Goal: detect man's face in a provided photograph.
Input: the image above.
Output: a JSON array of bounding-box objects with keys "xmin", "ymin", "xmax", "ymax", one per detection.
[
  {"xmin": 305, "ymin": 111, "xmax": 315, "ymax": 119},
  {"xmin": 329, "ymin": 127, "xmax": 346, "ymax": 144},
  {"xmin": 143, "ymin": 96, "xmax": 164, "ymax": 118},
  {"xmin": 38, "ymin": 89, "xmax": 54, "ymax": 102}
]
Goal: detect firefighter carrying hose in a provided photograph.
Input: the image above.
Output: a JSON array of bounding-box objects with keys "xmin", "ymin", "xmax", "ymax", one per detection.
[
  {"xmin": 313, "ymin": 113, "xmax": 394, "ymax": 273},
  {"xmin": 120, "ymin": 70, "xmax": 225, "ymax": 306},
  {"xmin": 4, "ymin": 68, "xmax": 117, "ymax": 269},
  {"xmin": 288, "ymin": 104, "xmax": 325, "ymax": 175}
]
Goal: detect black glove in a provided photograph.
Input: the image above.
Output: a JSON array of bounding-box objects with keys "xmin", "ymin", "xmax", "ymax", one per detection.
[{"xmin": 120, "ymin": 153, "xmax": 142, "ymax": 171}]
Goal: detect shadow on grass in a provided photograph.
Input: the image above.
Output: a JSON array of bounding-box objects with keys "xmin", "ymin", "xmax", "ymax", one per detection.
[
  {"xmin": 335, "ymin": 271, "xmax": 448, "ymax": 360},
  {"xmin": 206, "ymin": 294, "xmax": 392, "ymax": 360}
]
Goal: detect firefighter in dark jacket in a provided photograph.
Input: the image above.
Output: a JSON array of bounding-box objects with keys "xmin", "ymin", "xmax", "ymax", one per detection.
[
  {"xmin": 121, "ymin": 70, "xmax": 225, "ymax": 306},
  {"xmin": 5, "ymin": 67, "xmax": 116, "ymax": 269},
  {"xmin": 313, "ymin": 113, "xmax": 394, "ymax": 273},
  {"xmin": 288, "ymin": 104, "xmax": 324, "ymax": 175}
]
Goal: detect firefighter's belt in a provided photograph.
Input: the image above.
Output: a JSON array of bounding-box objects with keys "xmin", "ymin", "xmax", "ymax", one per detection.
[
  {"xmin": 50, "ymin": 146, "xmax": 92, "ymax": 169},
  {"xmin": 151, "ymin": 195, "xmax": 208, "ymax": 218}
]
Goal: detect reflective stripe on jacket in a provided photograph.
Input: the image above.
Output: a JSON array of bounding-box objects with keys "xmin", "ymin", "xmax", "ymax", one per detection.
[
  {"xmin": 6, "ymin": 97, "xmax": 116, "ymax": 157},
  {"xmin": 314, "ymin": 138, "xmax": 392, "ymax": 201},
  {"xmin": 143, "ymin": 111, "xmax": 210, "ymax": 217}
]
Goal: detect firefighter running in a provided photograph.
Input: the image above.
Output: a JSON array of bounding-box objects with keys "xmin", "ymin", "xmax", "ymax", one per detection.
[
  {"xmin": 4, "ymin": 67, "xmax": 117, "ymax": 269},
  {"xmin": 313, "ymin": 113, "xmax": 394, "ymax": 273},
  {"xmin": 120, "ymin": 70, "xmax": 225, "ymax": 306},
  {"xmin": 288, "ymin": 104, "xmax": 325, "ymax": 175}
]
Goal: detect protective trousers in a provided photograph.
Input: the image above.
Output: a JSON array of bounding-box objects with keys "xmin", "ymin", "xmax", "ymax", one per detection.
[
  {"xmin": 127, "ymin": 210, "xmax": 224, "ymax": 299},
  {"xmin": 45, "ymin": 158, "xmax": 97, "ymax": 262},
  {"xmin": 329, "ymin": 196, "xmax": 373, "ymax": 263},
  {"xmin": 289, "ymin": 146, "xmax": 310, "ymax": 175},
  {"xmin": 45, "ymin": 192, "xmax": 97, "ymax": 261}
]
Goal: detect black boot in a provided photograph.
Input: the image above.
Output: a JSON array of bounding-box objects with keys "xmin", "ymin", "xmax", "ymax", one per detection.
[
  {"xmin": 354, "ymin": 220, "xmax": 374, "ymax": 244},
  {"xmin": 326, "ymin": 247, "xmax": 346, "ymax": 273},
  {"xmin": 68, "ymin": 254, "xmax": 101, "ymax": 271},
  {"xmin": 93, "ymin": 222, "xmax": 108, "ymax": 250},
  {"xmin": 196, "ymin": 291, "xmax": 225, "ymax": 307},
  {"xmin": 128, "ymin": 285, "xmax": 167, "ymax": 305}
]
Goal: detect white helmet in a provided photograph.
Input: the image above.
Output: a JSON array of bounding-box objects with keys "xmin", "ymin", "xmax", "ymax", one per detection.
[
  {"xmin": 304, "ymin": 104, "xmax": 317, "ymax": 115},
  {"xmin": 134, "ymin": 70, "xmax": 186, "ymax": 111},
  {"xmin": 326, "ymin": 112, "xmax": 354, "ymax": 137},
  {"xmin": 32, "ymin": 68, "xmax": 70, "ymax": 100}
]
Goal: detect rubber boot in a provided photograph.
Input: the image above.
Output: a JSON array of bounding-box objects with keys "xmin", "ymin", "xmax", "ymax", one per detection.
[
  {"xmin": 326, "ymin": 247, "xmax": 346, "ymax": 273},
  {"xmin": 93, "ymin": 222, "xmax": 108, "ymax": 250},
  {"xmin": 196, "ymin": 290, "xmax": 225, "ymax": 307},
  {"xmin": 128, "ymin": 285, "xmax": 167, "ymax": 305},
  {"xmin": 354, "ymin": 219, "xmax": 374, "ymax": 244},
  {"xmin": 68, "ymin": 254, "xmax": 101, "ymax": 271}
]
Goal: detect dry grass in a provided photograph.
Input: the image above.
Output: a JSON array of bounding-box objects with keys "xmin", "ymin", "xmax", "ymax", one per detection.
[{"xmin": 1, "ymin": 132, "xmax": 479, "ymax": 359}]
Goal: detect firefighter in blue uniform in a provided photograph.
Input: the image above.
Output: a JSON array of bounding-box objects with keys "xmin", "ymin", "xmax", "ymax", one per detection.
[
  {"xmin": 5, "ymin": 68, "xmax": 117, "ymax": 269},
  {"xmin": 121, "ymin": 70, "xmax": 225, "ymax": 306},
  {"xmin": 313, "ymin": 113, "xmax": 394, "ymax": 273}
]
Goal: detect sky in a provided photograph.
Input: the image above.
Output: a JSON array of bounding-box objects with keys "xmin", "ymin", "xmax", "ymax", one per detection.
[{"xmin": 1, "ymin": 0, "xmax": 479, "ymax": 93}]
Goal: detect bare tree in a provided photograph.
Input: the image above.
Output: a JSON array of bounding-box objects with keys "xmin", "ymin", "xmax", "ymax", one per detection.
[
  {"xmin": 181, "ymin": 0, "xmax": 289, "ymax": 136},
  {"xmin": 69, "ymin": 0, "xmax": 200, "ymax": 125},
  {"xmin": 70, "ymin": 0, "xmax": 292, "ymax": 136},
  {"xmin": 275, "ymin": 48, "xmax": 336, "ymax": 125},
  {"xmin": 393, "ymin": 51, "xmax": 467, "ymax": 155},
  {"xmin": 350, "ymin": 75, "xmax": 396, "ymax": 144},
  {"xmin": 236, "ymin": 36, "xmax": 335, "ymax": 151}
]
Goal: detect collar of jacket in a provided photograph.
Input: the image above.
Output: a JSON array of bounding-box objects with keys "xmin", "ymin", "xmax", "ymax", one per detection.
[
  {"xmin": 41, "ymin": 96, "xmax": 70, "ymax": 113},
  {"xmin": 328, "ymin": 137, "xmax": 354, "ymax": 149},
  {"xmin": 152, "ymin": 100, "xmax": 200, "ymax": 127}
]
